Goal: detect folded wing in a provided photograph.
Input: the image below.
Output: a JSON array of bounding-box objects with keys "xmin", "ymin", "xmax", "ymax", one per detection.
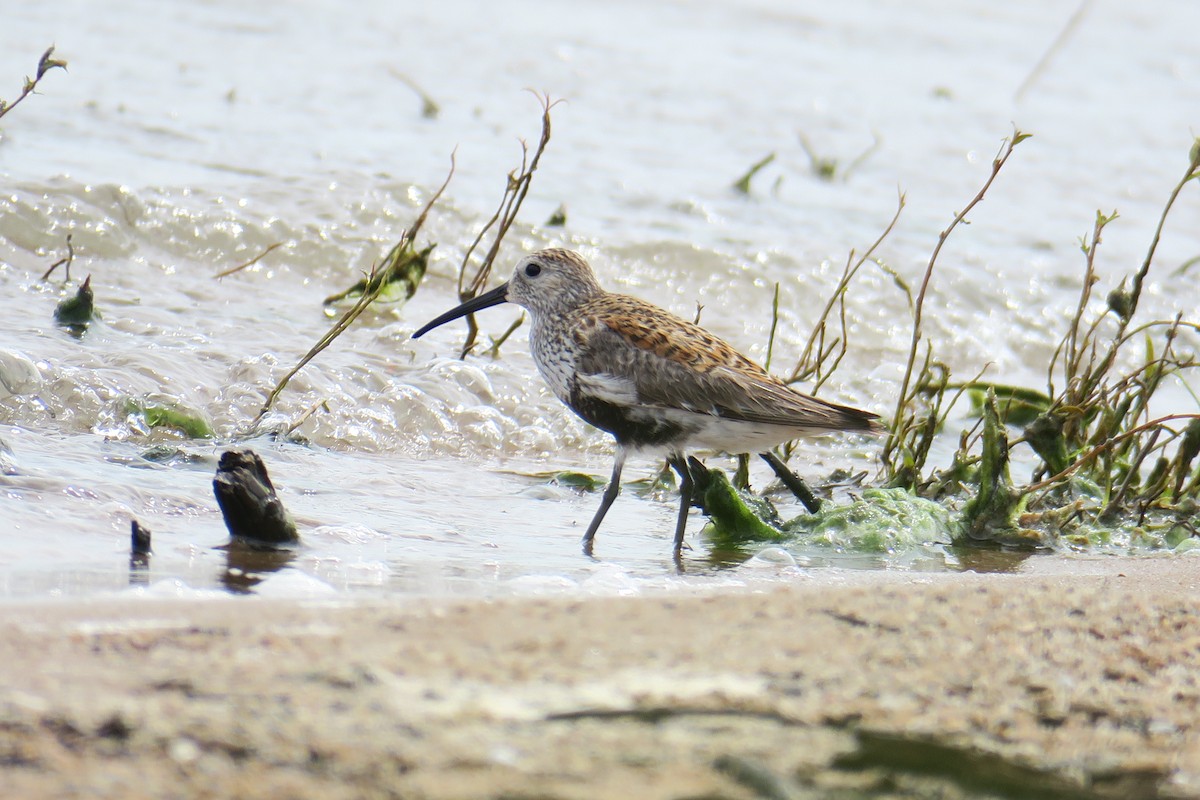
[{"xmin": 575, "ymin": 297, "xmax": 880, "ymax": 434}]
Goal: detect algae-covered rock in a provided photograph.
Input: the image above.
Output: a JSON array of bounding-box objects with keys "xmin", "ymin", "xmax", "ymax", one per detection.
[{"xmin": 783, "ymin": 488, "xmax": 953, "ymax": 552}]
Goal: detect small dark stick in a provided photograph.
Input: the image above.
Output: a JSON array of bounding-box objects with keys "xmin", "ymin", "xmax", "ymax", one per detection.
[
  {"xmin": 212, "ymin": 450, "xmax": 299, "ymax": 545},
  {"xmin": 759, "ymin": 452, "xmax": 822, "ymax": 514},
  {"xmin": 129, "ymin": 519, "xmax": 151, "ymax": 585},
  {"xmin": 130, "ymin": 519, "xmax": 152, "ymax": 557}
]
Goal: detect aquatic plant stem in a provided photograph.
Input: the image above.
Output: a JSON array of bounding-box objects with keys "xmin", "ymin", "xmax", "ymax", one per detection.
[
  {"xmin": 788, "ymin": 189, "xmax": 905, "ymax": 387},
  {"xmin": 1025, "ymin": 413, "xmax": 1200, "ymax": 495},
  {"xmin": 885, "ymin": 132, "xmax": 1028, "ymax": 473},
  {"xmin": 764, "ymin": 282, "xmax": 780, "ymax": 373},
  {"xmin": 0, "ymin": 46, "xmax": 67, "ymax": 121},
  {"xmin": 1127, "ymin": 144, "xmax": 1200, "ymax": 316},
  {"xmin": 455, "ymin": 92, "xmax": 558, "ymax": 357},
  {"xmin": 253, "ymin": 154, "xmax": 454, "ymax": 425},
  {"xmin": 1082, "ymin": 144, "xmax": 1200, "ymax": 405},
  {"xmin": 732, "ymin": 153, "xmax": 775, "ymax": 194},
  {"xmin": 1047, "ymin": 210, "xmax": 1115, "ymax": 399},
  {"xmin": 1014, "ymin": 0, "xmax": 1094, "ymax": 101}
]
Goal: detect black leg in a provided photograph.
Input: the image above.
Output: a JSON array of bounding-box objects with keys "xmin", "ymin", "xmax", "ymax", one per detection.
[
  {"xmin": 667, "ymin": 453, "xmax": 693, "ymax": 556},
  {"xmin": 583, "ymin": 447, "xmax": 627, "ymax": 555},
  {"xmin": 759, "ymin": 451, "xmax": 821, "ymax": 513}
]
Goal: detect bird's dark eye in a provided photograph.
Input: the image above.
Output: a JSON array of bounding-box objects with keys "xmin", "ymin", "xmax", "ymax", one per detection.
[{"xmin": 524, "ymin": 262, "xmax": 542, "ymax": 278}]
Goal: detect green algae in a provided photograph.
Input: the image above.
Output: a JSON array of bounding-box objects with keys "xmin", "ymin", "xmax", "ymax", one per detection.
[
  {"xmin": 125, "ymin": 396, "xmax": 214, "ymax": 439},
  {"xmin": 963, "ymin": 382, "xmax": 1053, "ymax": 427},
  {"xmin": 693, "ymin": 464, "xmax": 786, "ymax": 547},
  {"xmin": 861, "ymin": 136, "xmax": 1200, "ymax": 558},
  {"xmin": 731, "ymin": 153, "xmax": 776, "ymax": 194},
  {"xmin": 322, "ymin": 242, "xmax": 433, "ymax": 309},
  {"xmin": 693, "ymin": 457, "xmax": 952, "ymax": 555},
  {"xmin": 958, "ymin": 390, "xmax": 1034, "ymax": 546},
  {"xmin": 783, "ymin": 488, "xmax": 953, "ymax": 553},
  {"xmin": 694, "ymin": 458, "xmax": 1197, "ymax": 558},
  {"xmin": 502, "ymin": 469, "xmax": 605, "ymax": 492}
]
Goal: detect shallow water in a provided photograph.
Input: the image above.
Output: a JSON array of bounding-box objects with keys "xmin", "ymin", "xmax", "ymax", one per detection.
[{"xmin": 1, "ymin": 0, "xmax": 1198, "ymax": 598}]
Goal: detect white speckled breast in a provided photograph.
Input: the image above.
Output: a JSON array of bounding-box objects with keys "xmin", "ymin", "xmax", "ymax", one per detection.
[{"xmin": 529, "ymin": 315, "xmax": 578, "ymax": 404}]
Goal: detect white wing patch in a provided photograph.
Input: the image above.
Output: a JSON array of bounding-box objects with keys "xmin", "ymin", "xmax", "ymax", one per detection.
[{"xmin": 576, "ymin": 372, "xmax": 639, "ymax": 405}]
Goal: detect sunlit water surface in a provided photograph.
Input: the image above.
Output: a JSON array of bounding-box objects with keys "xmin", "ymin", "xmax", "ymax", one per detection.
[{"xmin": 1, "ymin": 0, "xmax": 1198, "ymax": 598}]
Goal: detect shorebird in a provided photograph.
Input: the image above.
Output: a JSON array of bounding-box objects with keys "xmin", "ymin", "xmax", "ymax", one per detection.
[{"xmin": 412, "ymin": 248, "xmax": 882, "ymax": 555}]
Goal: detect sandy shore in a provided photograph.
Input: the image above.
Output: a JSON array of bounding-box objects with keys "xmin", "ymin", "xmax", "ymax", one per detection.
[{"xmin": 2, "ymin": 557, "xmax": 1199, "ymax": 799}]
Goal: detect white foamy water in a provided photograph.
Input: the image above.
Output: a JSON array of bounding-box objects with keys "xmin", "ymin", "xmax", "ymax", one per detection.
[{"xmin": 1, "ymin": 0, "xmax": 1198, "ymax": 597}]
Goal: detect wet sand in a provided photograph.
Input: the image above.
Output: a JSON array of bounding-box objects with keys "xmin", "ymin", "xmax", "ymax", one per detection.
[{"xmin": 2, "ymin": 557, "xmax": 1200, "ymax": 799}]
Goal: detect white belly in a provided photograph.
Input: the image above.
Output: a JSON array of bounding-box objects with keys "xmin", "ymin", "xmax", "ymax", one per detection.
[{"xmin": 627, "ymin": 406, "xmax": 832, "ymax": 456}]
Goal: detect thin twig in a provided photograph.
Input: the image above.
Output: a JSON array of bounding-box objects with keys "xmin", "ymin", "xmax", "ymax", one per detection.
[
  {"xmin": 1045, "ymin": 141, "xmax": 1200, "ymax": 453},
  {"xmin": 1124, "ymin": 143, "xmax": 1200, "ymax": 326},
  {"xmin": 216, "ymin": 242, "xmax": 284, "ymax": 278},
  {"xmin": 1105, "ymin": 426, "xmax": 1167, "ymax": 514},
  {"xmin": 789, "ymin": 189, "xmax": 905, "ymax": 386},
  {"xmin": 1087, "ymin": 145, "xmax": 1200, "ymax": 391},
  {"xmin": 0, "ymin": 46, "xmax": 67, "ymax": 121},
  {"xmin": 1014, "ymin": 0, "xmax": 1094, "ymax": 101},
  {"xmin": 841, "ymin": 132, "xmax": 882, "ymax": 182},
  {"xmin": 732, "ymin": 153, "xmax": 776, "ymax": 193},
  {"xmin": 387, "ymin": 69, "xmax": 440, "ymax": 119},
  {"xmin": 40, "ymin": 233, "xmax": 74, "ymax": 282},
  {"xmin": 253, "ymin": 155, "xmax": 455, "ymax": 425},
  {"xmin": 483, "ymin": 313, "xmax": 526, "ymax": 358},
  {"xmin": 286, "ymin": 398, "xmax": 331, "ymax": 436},
  {"xmin": 1046, "ymin": 210, "xmax": 1114, "ymax": 398},
  {"xmin": 454, "ymin": 92, "xmax": 559, "ymax": 357},
  {"xmin": 1026, "ymin": 413, "xmax": 1200, "ymax": 494},
  {"xmin": 764, "ymin": 282, "xmax": 780, "ymax": 373},
  {"xmin": 796, "ymin": 132, "xmax": 837, "ymax": 181},
  {"xmin": 885, "ymin": 132, "xmax": 1028, "ymax": 470}
]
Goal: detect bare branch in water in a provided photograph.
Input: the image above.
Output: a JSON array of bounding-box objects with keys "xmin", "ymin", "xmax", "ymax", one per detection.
[
  {"xmin": 454, "ymin": 92, "xmax": 560, "ymax": 357},
  {"xmin": 253, "ymin": 154, "xmax": 455, "ymax": 426}
]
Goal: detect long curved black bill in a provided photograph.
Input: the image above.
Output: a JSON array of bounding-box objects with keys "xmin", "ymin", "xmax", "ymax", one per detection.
[{"xmin": 410, "ymin": 282, "xmax": 510, "ymax": 339}]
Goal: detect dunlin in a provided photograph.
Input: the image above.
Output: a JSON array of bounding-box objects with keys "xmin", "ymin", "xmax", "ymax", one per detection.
[{"xmin": 413, "ymin": 248, "xmax": 882, "ymax": 555}]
